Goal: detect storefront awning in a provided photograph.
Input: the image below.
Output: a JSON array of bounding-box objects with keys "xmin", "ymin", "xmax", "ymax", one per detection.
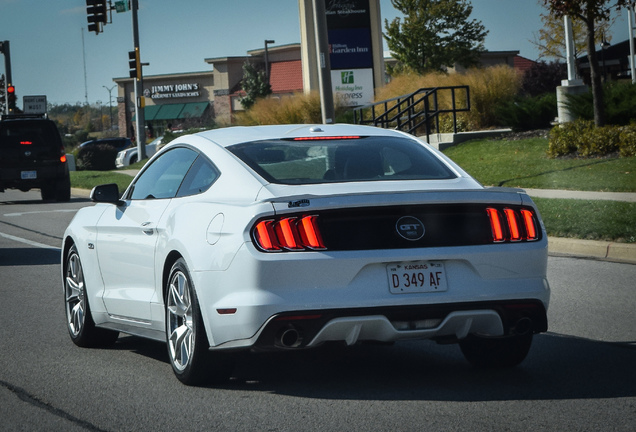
[
  {"xmin": 154, "ymin": 103, "xmax": 186, "ymax": 121},
  {"xmin": 132, "ymin": 102, "xmax": 210, "ymax": 122},
  {"xmin": 178, "ymin": 102, "xmax": 209, "ymax": 119},
  {"xmin": 132, "ymin": 104, "xmax": 162, "ymax": 122},
  {"xmin": 143, "ymin": 104, "xmax": 162, "ymax": 121}
]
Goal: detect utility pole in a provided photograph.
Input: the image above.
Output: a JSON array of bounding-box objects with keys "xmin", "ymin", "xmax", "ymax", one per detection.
[
  {"xmin": 629, "ymin": 2, "xmax": 635, "ymax": 84},
  {"xmin": 82, "ymin": 29, "xmax": 89, "ymax": 105},
  {"xmin": 0, "ymin": 40, "xmax": 13, "ymax": 115},
  {"xmin": 312, "ymin": 0, "xmax": 334, "ymax": 124},
  {"xmin": 131, "ymin": 0, "xmax": 146, "ymax": 159}
]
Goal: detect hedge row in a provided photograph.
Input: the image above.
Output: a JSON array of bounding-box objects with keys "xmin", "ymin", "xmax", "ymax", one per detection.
[{"xmin": 548, "ymin": 120, "xmax": 636, "ymax": 158}]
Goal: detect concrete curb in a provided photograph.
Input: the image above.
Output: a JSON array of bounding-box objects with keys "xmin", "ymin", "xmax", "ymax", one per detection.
[{"xmin": 548, "ymin": 237, "xmax": 636, "ymax": 264}]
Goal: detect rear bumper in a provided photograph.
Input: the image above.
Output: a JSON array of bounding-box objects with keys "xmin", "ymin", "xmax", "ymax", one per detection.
[
  {"xmin": 246, "ymin": 299, "xmax": 547, "ymax": 351},
  {"xmin": 0, "ymin": 163, "xmax": 69, "ymax": 191}
]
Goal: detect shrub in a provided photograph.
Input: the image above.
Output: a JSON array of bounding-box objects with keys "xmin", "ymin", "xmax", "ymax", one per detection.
[
  {"xmin": 234, "ymin": 92, "xmax": 350, "ymax": 126},
  {"xmin": 495, "ymin": 93, "xmax": 557, "ymax": 131},
  {"xmin": 564, "ymin": 81, "xmax": 636, "ymax": 126},
  {"xmin": 619, "ymin": 124, "xmax": 636, "ymax": 157},
  {"xmin": 374, "ymin": 66, "xmax": 520, "ymax": 130},
  {"xmin": 548, "ymin": 120, "xmax": 636, "ymax": 158},
  {"xmin": 76, "ymin": 144, "xmax": 118, "ymax": 171}
]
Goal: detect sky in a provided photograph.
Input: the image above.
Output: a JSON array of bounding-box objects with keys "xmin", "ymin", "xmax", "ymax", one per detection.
[{"xmin": 0, "ymin": 0, "xmax": 632, "ymax": 106}]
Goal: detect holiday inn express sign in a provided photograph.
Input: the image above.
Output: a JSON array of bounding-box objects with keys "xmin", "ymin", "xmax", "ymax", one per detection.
[{"xmin": 332, "ymin": 69, "xmax": 374, "ymax": 106}]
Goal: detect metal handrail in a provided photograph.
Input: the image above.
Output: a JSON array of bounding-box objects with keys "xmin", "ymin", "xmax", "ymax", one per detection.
[{"xmin": 353, "ymin": 85, "xmax": 470, "ymax": 142}]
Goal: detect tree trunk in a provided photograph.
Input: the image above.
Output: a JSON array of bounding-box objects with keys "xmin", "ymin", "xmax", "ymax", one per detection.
[{"xmin": 585, "ymin": 12, "xmax": 605, "ymax": 127}]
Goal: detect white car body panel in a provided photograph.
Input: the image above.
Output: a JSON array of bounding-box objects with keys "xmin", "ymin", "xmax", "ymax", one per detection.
[{"xmin": 63, "ymin": 124, "xmax": 550, "ymax": 356}]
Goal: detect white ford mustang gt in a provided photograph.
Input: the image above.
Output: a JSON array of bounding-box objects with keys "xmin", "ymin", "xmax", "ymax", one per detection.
[{"xmin": 62, "ymin": 124, "xmax": 550, "ymax": 385}]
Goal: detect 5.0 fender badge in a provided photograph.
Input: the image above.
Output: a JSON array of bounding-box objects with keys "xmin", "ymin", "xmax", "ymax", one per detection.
[{"xmin": 396, "ymin": 216, "xmax": 425, "ymax": 241}]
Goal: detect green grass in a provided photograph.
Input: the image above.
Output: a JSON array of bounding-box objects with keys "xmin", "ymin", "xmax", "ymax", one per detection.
[
  {"xmin": 534, "ymin": 198, "xmax": 636, "ymax": 243},
  {"xmin": 443, "ymin": 138, "xmax": 636, "ymax": 192},
  {"xmin": 70, "ymin": 171, "xmax": 133, "ymax": 193}
]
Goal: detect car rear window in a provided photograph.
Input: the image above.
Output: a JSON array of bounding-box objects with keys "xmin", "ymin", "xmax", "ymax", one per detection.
[
  {"xmin": 227, "ymin": 136, "xmax": 456, "ymax": 184},
  {"xmin": 0, "ymin": 120, "xmax": 62, "ymax": 149}
]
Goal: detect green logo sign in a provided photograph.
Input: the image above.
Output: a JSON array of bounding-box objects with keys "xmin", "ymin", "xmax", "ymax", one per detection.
[
  {"xmin": 341, "ymin": 71, "xmax": 354, "ymax": 84},
  {"xmin": 115, "ymin": 1, "xmax": 130, "ymax": 13}
]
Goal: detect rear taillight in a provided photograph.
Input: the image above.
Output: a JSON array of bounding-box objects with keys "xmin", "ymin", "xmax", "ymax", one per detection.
[
  {"xmin": 486, "ymin": 207, "xmax": 539, "ymax": 243},
  {"xmin": 253, "ymin": 215, "xmax": 326, "ymax": 252}
]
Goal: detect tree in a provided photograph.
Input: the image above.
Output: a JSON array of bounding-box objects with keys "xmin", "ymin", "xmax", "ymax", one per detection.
[
  {"xmin": 384, "ymin": 0, "xmax": 488, "ymax": 75},
  {"xmin": 532, "ymin": 8, "xmax": 612, "ymax": 60},
  {"xmin": 521, "ymin": 60, "xmax": 567, "ymax": 97},
  {"xmin": 543, "ymin": 0, "xmax": 631, "ymax": 127},
  {"xmin": 240, "ymin": 62, "xmax": 271, "ymax": 110}
]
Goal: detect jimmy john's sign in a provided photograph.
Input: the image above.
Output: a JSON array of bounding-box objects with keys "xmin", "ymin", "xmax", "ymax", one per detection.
[{"xmin": 147, "ymin": 83, "xmax": 200, "ymax": 99}]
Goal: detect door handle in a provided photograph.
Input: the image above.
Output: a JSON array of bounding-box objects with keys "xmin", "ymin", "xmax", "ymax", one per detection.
[{"xmin": 141, "ymin": 222, "xmax": 154, "ymax": 235}]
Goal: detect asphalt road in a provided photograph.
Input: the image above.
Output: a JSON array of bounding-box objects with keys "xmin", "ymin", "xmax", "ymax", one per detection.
[{"xmin": 1, "ymin": 189, "xmax": 635, "ymax": 432}]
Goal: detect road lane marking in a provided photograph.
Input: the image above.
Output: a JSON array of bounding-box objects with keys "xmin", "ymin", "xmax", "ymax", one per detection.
[
  {"xmin": 0, "ymin": 231, "xmax": 60, "ymax": 251},
  {"xmin": 3, "ymin": 209, "xmax": 79, "ymax": 217}
]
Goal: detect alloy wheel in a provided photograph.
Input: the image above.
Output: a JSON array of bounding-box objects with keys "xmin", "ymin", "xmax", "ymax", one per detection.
[
  {"xmin": 167, "ymin": 270, "xmax": 194, "ymax": 371},
  {"xmin": 65, "ymin": 250, "xmax": 86, "ymax": 337}
]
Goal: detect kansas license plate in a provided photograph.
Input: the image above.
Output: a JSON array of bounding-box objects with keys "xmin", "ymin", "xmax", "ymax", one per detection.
[
  {"xmin": 21, "ymin": 171, "xmax": 37, "ymax": 180},
  {"xmin": 387, "ymin": 261, "xmax": 447, "ymax": 294}
]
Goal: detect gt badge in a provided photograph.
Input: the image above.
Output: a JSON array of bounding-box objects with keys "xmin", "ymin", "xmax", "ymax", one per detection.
[{"xmin": 396, "ymin": 216, "xmax": 425, "ymax": 241}]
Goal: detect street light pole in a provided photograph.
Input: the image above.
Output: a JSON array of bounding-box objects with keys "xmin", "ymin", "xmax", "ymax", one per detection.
[{"xmin": 103, "ymin": 85, "xmax": 115, "ymax": 130}]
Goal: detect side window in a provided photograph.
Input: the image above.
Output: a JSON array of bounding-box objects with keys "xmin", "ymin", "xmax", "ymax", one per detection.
[
  {"xmin": 130, "ymin": 147, "xmax": 197, "ymax": 200},
  {"xmin": 176, "ymin": 155, "xmax": 219, "ymax": 197}
]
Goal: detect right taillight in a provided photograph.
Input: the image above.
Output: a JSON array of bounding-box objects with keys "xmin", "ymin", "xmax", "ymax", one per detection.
[
  {"xmin": 486, "ymin": 207, "xmax": 539, "ymax": 243},
  {"xmin": 253, "ymin": 215, "xmax": 326, "ymax": 252}
]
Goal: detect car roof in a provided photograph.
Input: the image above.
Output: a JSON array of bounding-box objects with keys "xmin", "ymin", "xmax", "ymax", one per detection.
[{"xmin": 192, "ymin": 124, "xmax": 414, "ymax": 148}]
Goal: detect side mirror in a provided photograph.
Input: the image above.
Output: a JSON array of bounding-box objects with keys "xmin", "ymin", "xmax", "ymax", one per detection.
[{"xmin": 90, "ymin": 183, "xmax": 125, "ymax": 206}]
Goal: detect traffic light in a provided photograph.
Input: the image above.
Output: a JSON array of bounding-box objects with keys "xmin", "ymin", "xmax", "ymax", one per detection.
[
  {"xmin": 7, "ymin": 84, "xmax": 16, "ymax": 112},
  {"xmin": 86, "ymin": 0, "xmax": 107, "ymax": 34},
  {"xmin": 129, "ymin": 48, "xmax": 141, "ymax": 80}
]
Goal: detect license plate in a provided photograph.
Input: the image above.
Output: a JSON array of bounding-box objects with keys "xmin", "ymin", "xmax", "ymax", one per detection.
[
  {"xmin": 21, "ymin": 171, "xmax": 37, "ymax": 180},
  {"xmin": 387, "ymin": 261, "xmax": 447, "ymax": 294}
]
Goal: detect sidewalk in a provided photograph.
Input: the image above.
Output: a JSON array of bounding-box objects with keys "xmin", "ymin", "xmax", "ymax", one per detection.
[
  {"xmin": 524, "ymin": 188, "xmax": 636, "ymax": 202},
  {"xmin": 71, "ymin": 185, "xmax": 636, "ymax": 265}
]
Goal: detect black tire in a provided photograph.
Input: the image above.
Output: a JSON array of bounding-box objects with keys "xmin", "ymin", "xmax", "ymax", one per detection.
[
  {"xmin": 459, "ymin": 332, "xmax": 533, "ymax": 368},
  {"xmin": 165, "ymin": 258, "xmax": 233, "ymax": 385},
  {"xmin": 40, "ymin": 183, "xmax": 55, "ymax": 201},
  {"xmin": 129, "ymin": 155, "xmax": 137, "ymax": 165},
  {"xmin": 55, "ymin": 178, "xmax": 71, "ymax": 202},
  {"xmin": 64, "ymin": 245, "xmax": 119, "ymax": 348}
]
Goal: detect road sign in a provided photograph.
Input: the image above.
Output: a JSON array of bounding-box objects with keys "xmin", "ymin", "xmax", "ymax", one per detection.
[
  {"xmin": 115, "ymin": 1, "xmax": 130, "ymax": 13},
  {"xmin": 23, "ymin": 95, "xmax": 47, "ymax": 114}
]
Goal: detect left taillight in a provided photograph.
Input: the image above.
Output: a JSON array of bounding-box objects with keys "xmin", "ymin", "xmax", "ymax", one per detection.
[
  {"xmin": 486, "ymin": 207, "xmax": 539, "ymax": 243},
  {"xmin": 253, "ymin": 215, "xmax": 326, "ymax": 252}
]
